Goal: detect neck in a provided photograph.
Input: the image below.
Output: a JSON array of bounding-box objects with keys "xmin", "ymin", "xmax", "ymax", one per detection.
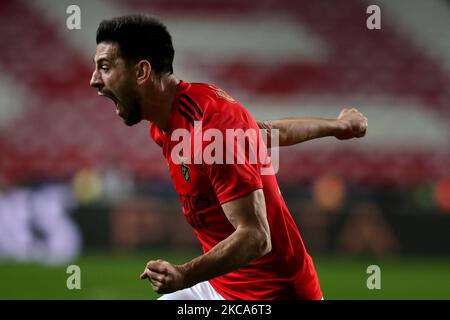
[{"xmin": 141, "ymin": 74, "xmax": 180, "ymax": 131}]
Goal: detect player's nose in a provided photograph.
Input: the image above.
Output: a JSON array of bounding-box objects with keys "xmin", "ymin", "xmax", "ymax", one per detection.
[{"xmin": 90, "ymin": 70, "xmax": 103, "ymax": 89}]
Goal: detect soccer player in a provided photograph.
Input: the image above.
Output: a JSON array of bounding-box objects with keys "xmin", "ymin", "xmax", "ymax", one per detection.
[{"xmin": 90, "ymin": 15, "xmax": 367, "ymax": 300}]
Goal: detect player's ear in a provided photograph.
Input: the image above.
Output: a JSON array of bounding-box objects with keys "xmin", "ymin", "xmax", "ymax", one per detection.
[{"xmin": 135, "ymin": 60, "xmax": 152, "ymax": 85}]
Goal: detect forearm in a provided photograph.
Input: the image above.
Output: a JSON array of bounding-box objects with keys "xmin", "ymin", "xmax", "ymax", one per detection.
[
  {"xmin": 260, "ymin": 117, "xmax": 343, "ymax": 147},
  {"xmin": 180, "ymin": 226, "xmax": 270, "ymax": 288}
]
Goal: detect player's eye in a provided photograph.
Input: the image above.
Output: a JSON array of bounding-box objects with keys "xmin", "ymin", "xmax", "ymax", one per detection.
[{"xmin": 100, "ymin": 65, "xmax": 110, "ymax": 71}]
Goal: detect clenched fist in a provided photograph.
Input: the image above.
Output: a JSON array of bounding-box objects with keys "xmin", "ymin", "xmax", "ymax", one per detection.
[
  {"xmin": 335, "ymin": 108, "xmax": 368, "ymax": 140},
  {"xmin": 140, "ymin": 259, "xmax": 187, "ymax": 294}
]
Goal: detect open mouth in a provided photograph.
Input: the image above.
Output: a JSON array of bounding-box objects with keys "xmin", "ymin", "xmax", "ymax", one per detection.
[{"xmin": 98, "ymin": 91, "xmax": 120, "ymax": 114}]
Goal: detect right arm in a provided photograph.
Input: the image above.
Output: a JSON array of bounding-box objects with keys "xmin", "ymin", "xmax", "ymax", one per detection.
[{"xmin": 258, "ymin": 107, "xmax": 368, "ymax": 147}]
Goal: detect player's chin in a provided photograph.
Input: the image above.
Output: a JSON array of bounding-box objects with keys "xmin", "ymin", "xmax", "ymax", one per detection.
[
  {"xmin": 122, "ymin": 114, "xmax": 142, "ymax": 126},
  {"xmin": 120, "ymin": 104, "xmax": 142, "ymax": 126}
]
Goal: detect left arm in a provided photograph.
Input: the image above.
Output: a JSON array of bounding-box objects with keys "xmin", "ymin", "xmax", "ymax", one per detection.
[{"xmin": 139, "ymin": 189, "xmax": 271, "ymax": 294}]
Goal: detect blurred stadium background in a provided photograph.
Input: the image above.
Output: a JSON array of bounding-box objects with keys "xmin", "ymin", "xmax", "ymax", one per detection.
[{"xmin": 0, "ymin": 0, "xmax": 449, "ymax": 299}]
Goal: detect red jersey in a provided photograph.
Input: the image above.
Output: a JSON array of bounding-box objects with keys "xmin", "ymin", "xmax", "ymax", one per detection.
[{"xmin": 150, "ymin": 80, "xmax": 322, "ymax": 300}]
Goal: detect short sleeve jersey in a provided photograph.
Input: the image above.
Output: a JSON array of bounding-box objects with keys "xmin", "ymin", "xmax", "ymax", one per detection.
[{"xmin": 150, "ymin": 80, "xmax": 322, "ymax": 300}]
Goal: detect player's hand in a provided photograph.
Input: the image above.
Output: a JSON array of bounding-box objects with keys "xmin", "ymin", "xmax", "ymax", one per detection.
[
  {"xmin": 139, "ymin": 259, "xmax": 187, "ymax": 294},
  {"xmin": 335, "ymin": 108, "xmax": 368, "ymax": 140}
]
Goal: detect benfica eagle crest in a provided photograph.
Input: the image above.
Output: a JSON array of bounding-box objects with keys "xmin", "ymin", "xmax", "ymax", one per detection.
[
  {"xmin": 178, "ymin": 155, "xmax": 190, "ymax": 181},
  {"xmin": 181, "ymin": 162, "xmax": 190, "ymax": 181}
]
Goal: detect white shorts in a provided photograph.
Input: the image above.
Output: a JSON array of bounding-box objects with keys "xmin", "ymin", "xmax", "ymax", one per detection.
[{"xmin": 158, "ymin": 281, "xmax": 226, "ymax": 300}]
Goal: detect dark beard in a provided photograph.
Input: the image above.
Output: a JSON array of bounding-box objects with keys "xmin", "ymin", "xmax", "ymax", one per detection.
[{"xmin": 124, "ymin": 103, "xmax": 142, "ymax": 126}]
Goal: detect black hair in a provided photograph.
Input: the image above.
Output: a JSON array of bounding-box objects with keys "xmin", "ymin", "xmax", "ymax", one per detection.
[{"xmin": 96, "ymin": 14, "xmax": 174, "ymax": 74}]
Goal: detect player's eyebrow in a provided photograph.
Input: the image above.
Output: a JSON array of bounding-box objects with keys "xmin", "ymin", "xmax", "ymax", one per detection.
[{"xmin": 93, "ymin": 57, "xmax": 111, "ymax": 66}]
